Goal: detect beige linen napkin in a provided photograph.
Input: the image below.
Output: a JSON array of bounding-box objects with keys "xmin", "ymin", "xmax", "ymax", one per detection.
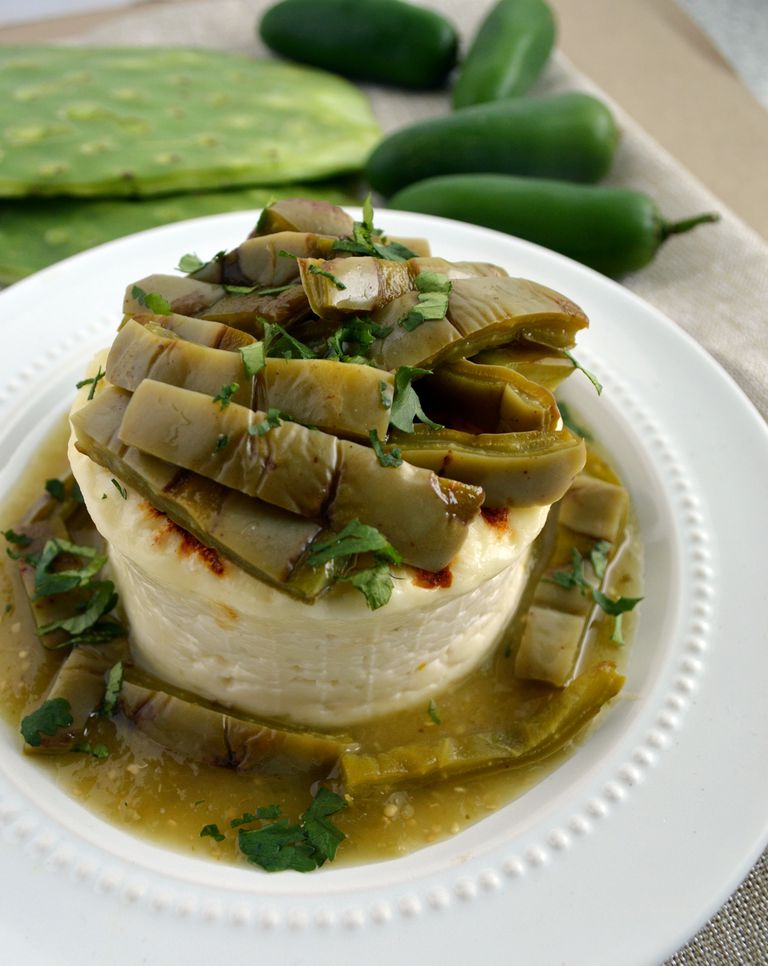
[{"xmin": 61, "ymin": 0, "xmax": 768, "ymax": 959}]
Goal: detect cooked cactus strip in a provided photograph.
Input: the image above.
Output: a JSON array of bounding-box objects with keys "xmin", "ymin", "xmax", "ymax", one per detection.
[
  {"xmin": 340, "ymin": 662, "xmax": 624, "ymax": 791},
  {"xmin": 0, "ymin": 181, "xmax": 359, "ymax": 285},
  {"xmin": 419, "ymin": 358, "xmax": 560, "ymax": 434},
  {"xmin": 408, "ymin": 257, "xmax": 508, "ymax": 280},
  {"xmin": 123, "ymin": 274, "xmax": 223, "ymax": 318},
  {"xmin": 133, "ymin": 312, "xmax": 256, "ymax": 351},
  {"xmin": 390, "ymin": 425, "xmax": 586, "ymax": 508},
  {"xmin": 369, "ymin": 276, "xmax": 588, "ymax": 370},
  {"xmin": 24, "ymin": 641, "xmax": 128, "ymax": 754},
  {"xmin": 471, "ymin": 344, "xmax": 575, "ymax": 392},
  {"xmin": 299, "ymin": 256, "xmax": 412, "ymax": 320},
  {"xmin": 0, "ymin": 47, "xmax": 380, "ymax": 198},
  {"xmin": 190, "ymin": 231, "xmax": 337, "ymax": 286},
  {"xmin": 107, "ymin": 319, "xmax": 392, "ymax": 441},
  {"xmin": 71, "ymin": 386, "xmax": 333, "ymax": 599},
  {"xmin": 256, "ymin": 358, "xmax": 394, "ymax": 442},
  {"xmin": 514, "ymin": 607, "xmax": 586, "ymax": 687},
  {"xmin": 559, "ymin": 474, "xmax": 629, "ymax": 542},
  {"xmin": 201, "ymin": 285, "xmax": 310, "ymax": 335},
  {"xmin": 119, "ymin": 679, "xmax": 347, "ymax": 771},
  {"xmin": 255, "ymin": 198, "xmax": 355, "ymax": 237},
  {"xmin": 117, "ymin": 380, "xmax": 482, "ymax": 571}
]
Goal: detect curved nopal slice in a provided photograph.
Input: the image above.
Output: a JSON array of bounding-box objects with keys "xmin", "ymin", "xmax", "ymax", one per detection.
[
  {"xmin": 340, "ymin": 662, "xmax": 624, "ymax": 791},
  {"xmin": 106, "ymin": 318, "xmax": 250, "ymax": 405},
  {"xmin": 256, "ymin": 358, "xmax": 393, "ymax": 442},
  {"xmin": 118, "ymin": 381, "xmax": 482, "ymax": 571},
  {"xmin": 25, "ymin": 641, "xmax": 128, "ymax": 754},
  {"xmin": 72, "ymin": 386, "xmax": 333, "ymax": 600},
  {"xmin": 471, "ymin": 344, "xmax": 575, "ymax": 392},
  {"xmin": 123, "ymin": 274, "xmax": 224, "ymax": 318},
  {"xmin": 298, "ymin": 255, "xmax": 412, "ymax": 320},
  {"xmin": 420, "ymin": 358, "xmax": 560, "ymax": 434},
  {"xmin": 408, "ymin": 257, "xmax": 508, "ymax": 280},
  {"xmin": 119, "ymin": 679, "xmax": 347, "ymax": 772},
  {"xmin": 253, "ymin": 197, "xmax": 355, "ymax": 238},
  {"xmin": 132, "ymin": 311, "xmax": 256, "ymax": 350},
  {"xmin": 369, "ymin": 276, "xmax": 588, "ymax": 371},
  {"xmin": 200, "ymin": 284, "xmax": 311, "ymax": 335},
  {"xmin": 190, "ymin": 231, "xmax": 338, "ymax": 286},
  {"xmin": 390, "ymin": 425, "xmax": 586, "ymax": 508}
]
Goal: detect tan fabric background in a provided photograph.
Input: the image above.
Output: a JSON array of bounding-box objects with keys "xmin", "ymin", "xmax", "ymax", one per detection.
[{"xmin": 3, "ymin": 0, "xmax": 767, "ymax": 959}]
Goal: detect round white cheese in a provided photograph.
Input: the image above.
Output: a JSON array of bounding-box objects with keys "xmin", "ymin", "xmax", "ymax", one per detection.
[{"xmin": 69, "ymin": 378, "xmax": 548, "ymax": 728}]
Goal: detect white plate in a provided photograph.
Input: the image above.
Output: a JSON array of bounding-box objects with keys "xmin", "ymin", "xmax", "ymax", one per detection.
[{"xmin": 0, "ymin": 211, "xmax": 766, "ymax": 966}]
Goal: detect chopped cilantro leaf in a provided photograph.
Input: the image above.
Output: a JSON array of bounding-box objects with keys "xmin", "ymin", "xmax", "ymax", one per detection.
[
  {"xmin": 75, "ymin": 742, "xmax": 109, "ymax": 759},
  {"xmin": 589, "ymin": 540, "xmax": 611, "ymax": 580},
  {"xmin": 263, "ymin": 322, "xmax": 315, "ymax": 361},
  {"xmin": 338, "ymin": 562, "xmax": 394, "ymax": 610},
  {"xmin": 307, "ymin": 520, "xmax": 402, "ymax": 568},
  {"xmin": 176, "ymin": 252, "xmax": 204, "ymax": 273},
  {"xmin": 20, "ymin": 698, "xmax": 73, "ymax": 747},
  {"xmin": 399, "ymin": 272, "xmax": 451, "ymax": 331},
  {"xmin": 428, "ymin": 699, "xmax": 441, "ymax": 725},
  {"xmin": 102, "ymin": 661, "xmax": 124, "ymax": 717},
  {"xmin": 33, "ymin": 537, "xmax": 106, "ymax": 599},
  {"xmin": 248, "ymin": 408, "xmax": 286, "ymax": 437},
  {"xmin": 214, "ymin": 434, "xmax": 230, "ymax": 453},
  {"xmin": 76, "ymin": 365, "xmax": 106, "ymax": 401},
  {"xmin": 277, "ymin": 249, "xmax": 298, "ymax": 259},
  {"xmin": 37, "ymin": 580, "xmax": 118, "ymax": 637},
  {"xmin": 563, "ymin": 350, "xmax": 602, "ymax": 395},
  {"xmin": 200, "ymin": 823, "xmax": 225, "ymax": 842},
  {"xmin": 325, "ymin": 316, "xmax": 391, "ymax": 362},
  {"xmin": 256, "ymin": 804, "xmax": 282, "ymax": 820},
  {"xmin": 240, "ymin": 341, "xmax": 266, "ymax": 378},
  {"xmin": 212, "ymin": 382, "xmax": 239, "ymax": 410},
  {"xmin": 390, "ymin": 367, "xmax": 443, "ymax": 434},
  {"xmin": 131, "ymin": 285, "xmax": 172, "ymax": 316},
  {"xmin": 3, "ymin": 529, "xmax": 31, "ymax": 548},
  {"xmin": 45, "ymin": 478, "xmax": 66, "ymax": 502},
  {"xmin": 368, "ymin": 428, "xmax": 402, "ymax": 468},
  {"xmin": 308, "ymin": 264, "xmax": 346, "ymax": 290},
  {"xmin": 331, "ymin": 195, "xmax": 417, "ymax": 262},
  {"xmin": 237, "ymin": 788, "xmax": 347, "ymax": 872},
  {"xmin": 230, "ymin": 812, "xmax": 259, "ymax": 828},
  {"xmin": 557, "ymin": 401, "xmax": 592, "ymax": 440},
  {"xmin": 111, "ymin": 478, "xmax": 127, "ymax": 500}
]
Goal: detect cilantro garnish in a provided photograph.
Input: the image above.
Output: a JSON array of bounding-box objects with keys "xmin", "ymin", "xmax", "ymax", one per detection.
[
  {"xmin": 20, "ymin": 698, "xmax": 73, "ymax": 747},
  {"xmin": 74, "ymin": 742, "xmax": 109, "ymax": 759},
  {"xmin": 111, "ymin": 478, "xmax": 127, "ymax": 500},
  {"xmin": 307, "ymin": 520, "xmax": 401, "ymax": 568},
  {"xmin": 325, "ymin": 316, "xmax": 392, "ymax": 362},
  {"xmin": 557, "ymin": 401, "xmax": 592, "ymax": 440},
  {"xmin": 37, "ymin": 580, "xmax": 117, "ymax": 637},
  {"xmin": 33, "ymin": 538, "xmax": 106, "ymax": 598},
  {"xmin": 200, "ymin": 823, "xmax": 225, "ymax": 842},
  {"xmin": 277, "ymin": 249, "xmax": 298, "ymax": 259},
  {"xmin": 563, "ymin": 350, "xmax": 602, "ymax": 395},
  {"xmin": 264, "ymin": 322, "xmax": 316, "ymax": 361},
  {"xmin": 337, "ymin": 562, "xmax": 394, "ymax": 610},
  {"xmin": 308, "ymin": 264, "xmax": 347, "ymax": 290},
  {"xmin": 248, "ymin": 408, "xmax": 287, "ymax": 437},
  {"xmin": 101, "ymin": 661, "xmax": 124, "ymax": 717},
  {"xmin": 131, "ymin": 285, "xmax": 172, "ymax": 316},
  {"xmin": 399, "ymin": 272, "xmax": 451, "ymax": 331},
  {"xmin": 76, "ymin": 365, "xmax": 106, "ymax": 401},
  {"xmin": 389, "ymin": 367, "xmax": 443, "ymax": 434},
  {"xmin": 3, "ymin": 529, "xmax": 31, "ymax": 549},
  {"xmin": 212, "ymin": 382, "xmax": 239, "ymax": 410},
  {"xmin": 240, "ymin": 341, "xmax": 266, "ymax": 378},
  {"xmin": 368, "ymin": 428, "xmax": 402, "ymax": 468},
  {"xmin": 214, "ymin": 434, "xmax": 230, "ymax": 453},
  {"xmin": 331, "ymin": 195, "xmax": 417, "ymax": 262},
  {"xmin": 176, "ymin": 253, "xmax": 204, "ymax": 273},
  {"xmin": 237, "ymin": 788, "xmax": 347, "ymax": 872},
  {"xmin": 44, "ymin": 478, "xmax": 66, "ymax": 502},
  {"xmin": 546, "ymin": 543, "xmax": 642, "ymax": 645},
  {"xmin": 427, "ymin": 699, "xmax": 441, "ymax": 725}
]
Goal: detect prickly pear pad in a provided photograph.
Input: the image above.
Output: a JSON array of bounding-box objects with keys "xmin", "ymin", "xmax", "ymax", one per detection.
[{"xmin": 0, "ymin": 47, "xmax": 381, "ymax": 198}]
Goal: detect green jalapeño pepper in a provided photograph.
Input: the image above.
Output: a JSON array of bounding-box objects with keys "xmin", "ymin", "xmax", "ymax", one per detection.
[{"xmin": 389, "ymin": 174, "xmax": 718, "ymax": 276}]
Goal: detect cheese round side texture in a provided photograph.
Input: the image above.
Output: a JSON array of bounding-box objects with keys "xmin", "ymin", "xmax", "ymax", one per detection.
[{"xmin": 69, "ymin": 391, "xmax": 548, "ymax": 728}]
